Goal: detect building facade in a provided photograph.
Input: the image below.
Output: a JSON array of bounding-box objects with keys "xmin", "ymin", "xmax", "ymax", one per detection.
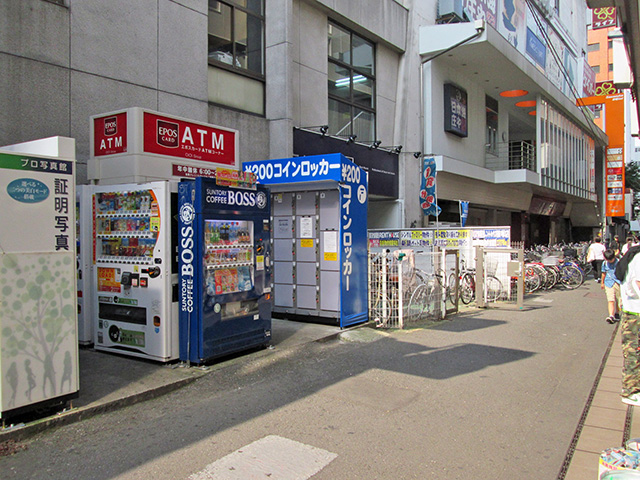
[{"xmin": 0, "ymin": 0, "xmax": 606, "ymax": 245}]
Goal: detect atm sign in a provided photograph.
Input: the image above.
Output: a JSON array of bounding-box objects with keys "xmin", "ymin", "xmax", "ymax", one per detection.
[{"xmin": 94, "ymin": 112, "xmax": 128, "ymax": 156}]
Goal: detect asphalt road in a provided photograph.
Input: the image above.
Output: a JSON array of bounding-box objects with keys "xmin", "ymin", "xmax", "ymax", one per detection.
[{"xmin": 2, "ymin": 281, "xmax": 614, "ymax": 479}]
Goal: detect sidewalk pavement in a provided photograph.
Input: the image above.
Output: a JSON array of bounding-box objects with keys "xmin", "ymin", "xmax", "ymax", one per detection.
[
  {"xmin": 563, "ymin": 323, "xmax": 640, "ymax": 480},
  {"xmin": 0, "ymin": 299, "xmax": 636, "ymax": 479},
  {"xmin": 0, "ymin": 319, "xmax": 342, "ymax": 443}
]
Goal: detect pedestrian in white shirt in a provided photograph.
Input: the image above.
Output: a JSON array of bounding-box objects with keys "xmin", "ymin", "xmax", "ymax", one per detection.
[
  {"xmin": 586, "ymin": 236, "xmax": 606, "ymax": 282},
  {"xmin": 622, "ymin": 236, "xmax": 635, "ymax": 256}
]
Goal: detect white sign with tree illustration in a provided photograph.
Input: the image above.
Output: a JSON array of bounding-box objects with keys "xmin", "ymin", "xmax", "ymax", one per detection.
[{"xmin": 0, "ymin": 151, "xmax": 78, "ymax": 417}]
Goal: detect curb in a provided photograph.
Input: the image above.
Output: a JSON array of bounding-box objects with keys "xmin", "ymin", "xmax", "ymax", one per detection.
[
  {"xmin": 0, "ymin": 376, "xmax": 200, "ymax": 443},
  {"xmin": 0, "ymin": 322, "xmax": 365, "ymax": 444}
]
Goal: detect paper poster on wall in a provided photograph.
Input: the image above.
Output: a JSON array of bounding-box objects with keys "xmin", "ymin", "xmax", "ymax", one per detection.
[
  {"xmin": 300, "ymin": 217, "xmax": 313, "ymax": 238},
  {"xmin": 323, "ymin": 231, "xmax": 338, "ymax": 261}
]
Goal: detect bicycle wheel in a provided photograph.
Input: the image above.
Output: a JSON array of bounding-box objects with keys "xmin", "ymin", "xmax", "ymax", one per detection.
[
  {"xmin": 407, "ymin": 283, "xmax": 428, "ymax": 320},
  {"xmin": 560, "ymin": 264, "xmax": 584, "ymax": 289},
  {"xmin": 460, "ymin": 274, "xmax": 474, "ymax": 305},
  {"xmin": 485, "ymin": 275, "xmax": 503, "ymax": 302},
  {"xmin": 422, "ymin": 278, "xmax": 442, "ymax": 320},
  {"xmin": 531, "ymin": 264, "xmax": 548, "ymax": 288},
  {"xmin": 524, "ymin": 266, "xmax": 541, "ymax": 294},
  {"xmin": 543, "ymin": 266, "xmax": 559, "ymax": 289},
  {"xmin": 447, "ymin": 272, "xmax": 458, "ymax": 305}
]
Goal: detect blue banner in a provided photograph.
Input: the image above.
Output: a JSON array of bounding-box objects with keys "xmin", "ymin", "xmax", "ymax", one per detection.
[
  {"xmin": 243, "ymin": 154, "xmax": 343, "ymax": 184},
  {"xmin": 420, "ymin": 157, "xmax": 441, "ymax": 216},
  {"xmin": 526, "ymin": 27, "xmax": 546, "ymax": 68},
  {"xmin": 460, "ymin": 201, "xmax": 469, "ymax": 227}
]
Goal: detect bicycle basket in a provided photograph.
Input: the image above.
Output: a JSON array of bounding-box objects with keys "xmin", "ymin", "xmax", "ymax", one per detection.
[{"xmin": 485, "ymin": 259, "xmax": 498, "ymax": 277}]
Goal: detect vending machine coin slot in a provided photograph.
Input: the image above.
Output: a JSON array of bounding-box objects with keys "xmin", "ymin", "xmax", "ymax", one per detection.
[{"xmin": 121, "ymin": 272, "xmax": 132, "ymax": 287}]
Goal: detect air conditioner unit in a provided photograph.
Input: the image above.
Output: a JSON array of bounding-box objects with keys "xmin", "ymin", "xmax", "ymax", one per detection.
[{"xmin": 438, "ymin": 0, "xmax": 464, "ymax": 19}]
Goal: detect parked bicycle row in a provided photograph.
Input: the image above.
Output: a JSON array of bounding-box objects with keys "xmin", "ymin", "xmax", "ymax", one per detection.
[{"xmin": 523, "ymin": 245, "xmax": 591, "ymax": 293}]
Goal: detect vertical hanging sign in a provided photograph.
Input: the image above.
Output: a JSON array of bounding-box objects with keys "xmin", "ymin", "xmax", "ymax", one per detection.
[
  {"xmin": 459, "ymin": 201, "xmax": 469, "ymax": 227},
  {"xmin": 606, "ymin": 147, "xmax": 625, "ymax": 217},
  {"xmin": 420, "ymin": 157, "xmax": 441, "ymax": 217}
]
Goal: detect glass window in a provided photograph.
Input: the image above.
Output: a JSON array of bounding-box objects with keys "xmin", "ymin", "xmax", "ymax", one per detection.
[
  {"xmin": 353, "ymin": 108, "xmax": 375, "ymax": 141},
  {"xmin": 587, "ymin": 43, "xmax": 600, "ymax": 52},
  {"xmin": 352, "ymin": 35, "xmax": 374, "ymax": 75},
  {"xmin": 538, "ymin": 98, "xmax": 595, "ymax": 200},
  {"xmin": 328, "ymin": 63, "xmax": 351, "ymax": 100},
  {"xmin": 353, "ymin": 75, "xmax": 373, "ymax": 108},
  {"xmin": 327, "ymin": 21, "xmax": 376, "ymax": 143},
  {"xmin": 485, "ymin": 95, "xmax": 498, "ymax": 155},
  {"xmin": 329, "ymin": 99, "xmax": 351, "ymax": 136},
  {"xmin": 208, "ymin": 0, "xmax": 264, "ymax": 77},
  {"xmin": 328, "ymin": 23, "xmax": 351, "ymax": 63}
]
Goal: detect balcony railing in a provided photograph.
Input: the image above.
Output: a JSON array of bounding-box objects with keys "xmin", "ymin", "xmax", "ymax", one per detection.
[{"xmin": 485, "ymin": 141, "xmax": 536, "ymax": 172}]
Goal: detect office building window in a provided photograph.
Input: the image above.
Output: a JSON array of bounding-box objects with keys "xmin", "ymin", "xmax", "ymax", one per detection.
[
  {"xmin": 208, "ymin": 0, "xmax": 264, "ymax": 77},
  {"xmin": 593, "ymin": 65, "xmax": 600, "ymax": 74},
  {"xmin": 588, "ymin": 43, "xmax": 600, "ymax": 52},
  {"xmin": 207, "ymin": 0, "xmax": 265, "ymax": 114},
  {"xmin": 328, "ymin": 22, "xmax": 376, "ymax": 142},
  {"xmin": 485, "ymin": 95, "xmax": 498, "ymax": 155},
  {"xmin": 539, "ymin": 98, "xmax": 595, "ymax": 200}
]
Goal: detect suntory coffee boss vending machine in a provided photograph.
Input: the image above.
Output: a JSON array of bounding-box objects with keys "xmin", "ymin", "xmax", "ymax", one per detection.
[
  {"xmin": 92, "ymin": 181, "xmax": 179, "ymax": 362},
  {"xmin": 178, "ymin": 176, "xmax": 272, "ymax": 365}
]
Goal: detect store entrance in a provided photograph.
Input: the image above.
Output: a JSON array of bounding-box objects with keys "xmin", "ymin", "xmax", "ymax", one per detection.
[{"xmin": 529, "ymin": 214, "xmax": 551, "ymax": 246}]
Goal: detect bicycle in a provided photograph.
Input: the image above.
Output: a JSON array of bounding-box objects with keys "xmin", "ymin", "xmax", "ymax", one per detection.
[
  {"xmin": 407, "ymin": 270, "xmax": 444, "ymax": 321},
  {"xmin": 458, "ymin": 259, "xmax": 503, "ymax": 305}
]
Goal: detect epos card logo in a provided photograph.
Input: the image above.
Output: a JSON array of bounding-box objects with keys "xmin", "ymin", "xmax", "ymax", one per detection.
[
  {"xmin": 157, "ymin": 120, "xmax": 179, "ymax": 148},
  {"xmin": 104, "ymin": 117, "xmax": 117, "ymax": 136}
]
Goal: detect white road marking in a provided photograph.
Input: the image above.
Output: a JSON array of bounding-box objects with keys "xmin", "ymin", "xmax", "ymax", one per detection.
[
  {"xmin": 189, "ymin": 435, "xmax": 338, "ymax": 480},
  {"xmin": 532, "ymin": 297, "xmax": 554, "ymax": 303}
]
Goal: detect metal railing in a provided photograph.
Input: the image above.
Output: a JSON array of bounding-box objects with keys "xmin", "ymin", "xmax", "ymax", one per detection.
[
  {"xmin": 368, "ymin": 250, "xmax": 448, "ymax": 329},
  {"xmin": 485, "ymin": 141, "xmax": 536, "ymax": 172}
]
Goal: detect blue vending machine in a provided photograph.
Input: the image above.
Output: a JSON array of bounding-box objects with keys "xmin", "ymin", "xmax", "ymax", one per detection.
[
  {"xmin": 178, "ymin": 177, "xmax": 271, "ymax": 364},
  {"xmin": 243, "ymin": 154, "xmax": 368, "ymax": 328}
]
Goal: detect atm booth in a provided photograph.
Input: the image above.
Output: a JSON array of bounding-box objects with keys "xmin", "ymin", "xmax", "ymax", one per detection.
[{"xmin": 244, "ymin": 153, "xmax": 368, "ymax": 328}]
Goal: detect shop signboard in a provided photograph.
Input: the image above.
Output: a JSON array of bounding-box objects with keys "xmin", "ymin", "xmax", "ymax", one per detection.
[
  {"xmin": 606, "ymin": 147, "xmax": 625, "ymax": 217},
  {"xmin": 89, "ymin": 108, "xmax": 239, "ymax": 184},
  {"xmin": 0, "ymin": 151, "xmax": 79, "ymax": 418},
  {"xmin": 94, "ymin": 112, "xmax": 128, "ymax": 156},
  {"xmin": 142, "ymin": 111, "xmax": 235, "ymax": 165},
  {"xmin": 368, "ymin": 226, "xmax": 510, "ymax": 250},
  {"xmin": 525, "ymin": 27, "xmax": 546, "ymax": 69},
  {"xmin": 592, "ymin": 7, "xmax": 616, "ymax": 29},
  {"xmin": 444, "ymin": 83, "xmax": 468, "ymax": 137}
]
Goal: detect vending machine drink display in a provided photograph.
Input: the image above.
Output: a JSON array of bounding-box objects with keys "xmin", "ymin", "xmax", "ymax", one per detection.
[
  {"xmin": 243, "ymin": 153, "xmax": 368, "ymax": 328},
  {"xmin": 178, "ymin": 177, "xmax": 271, "ymax": 364},
  {"xmin": 92, "ymin": 181, "xmax": 179, "ymax": 362}
]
